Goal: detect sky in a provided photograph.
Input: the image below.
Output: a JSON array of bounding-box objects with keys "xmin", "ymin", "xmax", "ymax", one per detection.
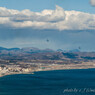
[
  {"xmin": 0, "ymin": 0, "xmax": 95, "ymax": 13},
  {"xmin": 0, "ymin": 0, "xmax": 95, "ymax": 51}
]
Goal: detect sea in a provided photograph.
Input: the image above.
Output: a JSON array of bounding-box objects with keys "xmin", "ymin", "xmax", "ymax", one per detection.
[{"xmin": 0, "ymin": 69, "xmax": 95, "ymax": 95}]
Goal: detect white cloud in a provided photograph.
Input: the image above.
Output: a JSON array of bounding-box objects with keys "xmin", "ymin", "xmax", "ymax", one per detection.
[
  {"xmin": 90, "ymin": 0, "xmax": 95, "ymax": 6},
  {"xmin": 0, "ymin": 5, "xmax": 95, "ymax": 30}
]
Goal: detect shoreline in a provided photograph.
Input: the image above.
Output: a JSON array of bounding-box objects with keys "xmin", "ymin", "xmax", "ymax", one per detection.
[
  {"xmin": 1, "ymin": 62, "xmax": 95, "ymax": 78},
  {"xmin": 1, "ymin": 68, "xmax": 95, "ymax": 78}
]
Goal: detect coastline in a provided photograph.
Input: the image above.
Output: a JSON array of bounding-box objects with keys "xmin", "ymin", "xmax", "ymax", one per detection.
[{"xmin": 1, "ymin": 62, "xmax": 95, "ymax": 78}]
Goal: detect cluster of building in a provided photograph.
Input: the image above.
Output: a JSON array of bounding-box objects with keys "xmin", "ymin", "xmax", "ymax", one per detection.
[{"xmin": 0, "ymin": 65, "xmax": 33, "ymax": 77}]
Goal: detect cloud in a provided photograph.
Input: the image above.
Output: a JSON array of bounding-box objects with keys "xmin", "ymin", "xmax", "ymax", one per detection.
[
  {"xmin": 90, "ymin": 0, "xmax": 95, "ymax": 6},
  {"xmin": 0, "ymin": 5, "xmax": 95, "ymax": 30}
]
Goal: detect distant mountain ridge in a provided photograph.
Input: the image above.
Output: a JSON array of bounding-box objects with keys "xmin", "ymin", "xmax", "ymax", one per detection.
[
  {"xmin": 57, "ymin": 49, "xmax": 80, "ymax": 52},
  {"xmin": 0, "ymin": 47, "xmax": 20, "ymax": 51},
  {"xmin": 0, "ymin": 47, "xmax": 55, "ymax": 55},
  {"xmin": 0, "ymin": 47, "xmax": 81, "ymax": 53},
  {"xmin": 0, "ymin": 46, "xmax": 95, "ymax": 61}
]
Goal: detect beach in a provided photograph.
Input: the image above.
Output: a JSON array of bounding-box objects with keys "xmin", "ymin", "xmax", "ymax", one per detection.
[{"xmin": 0, "ymin": 61, "xmax": 95, "ymax": 77}]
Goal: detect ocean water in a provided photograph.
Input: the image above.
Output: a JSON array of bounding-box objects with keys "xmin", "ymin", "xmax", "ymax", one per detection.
[{"xmin": 0, "ymin": 69, "xmax": 95, "ymax": 95}]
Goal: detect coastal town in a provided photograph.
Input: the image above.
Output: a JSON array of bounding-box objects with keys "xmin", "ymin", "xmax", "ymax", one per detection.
[
  {"xmin": 0, "ymin": 59, "xmax": 95, "ymax": 77},
  {"xmin": 0, "ymin": 47, "xmax": 95, "ymax": 77}
]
